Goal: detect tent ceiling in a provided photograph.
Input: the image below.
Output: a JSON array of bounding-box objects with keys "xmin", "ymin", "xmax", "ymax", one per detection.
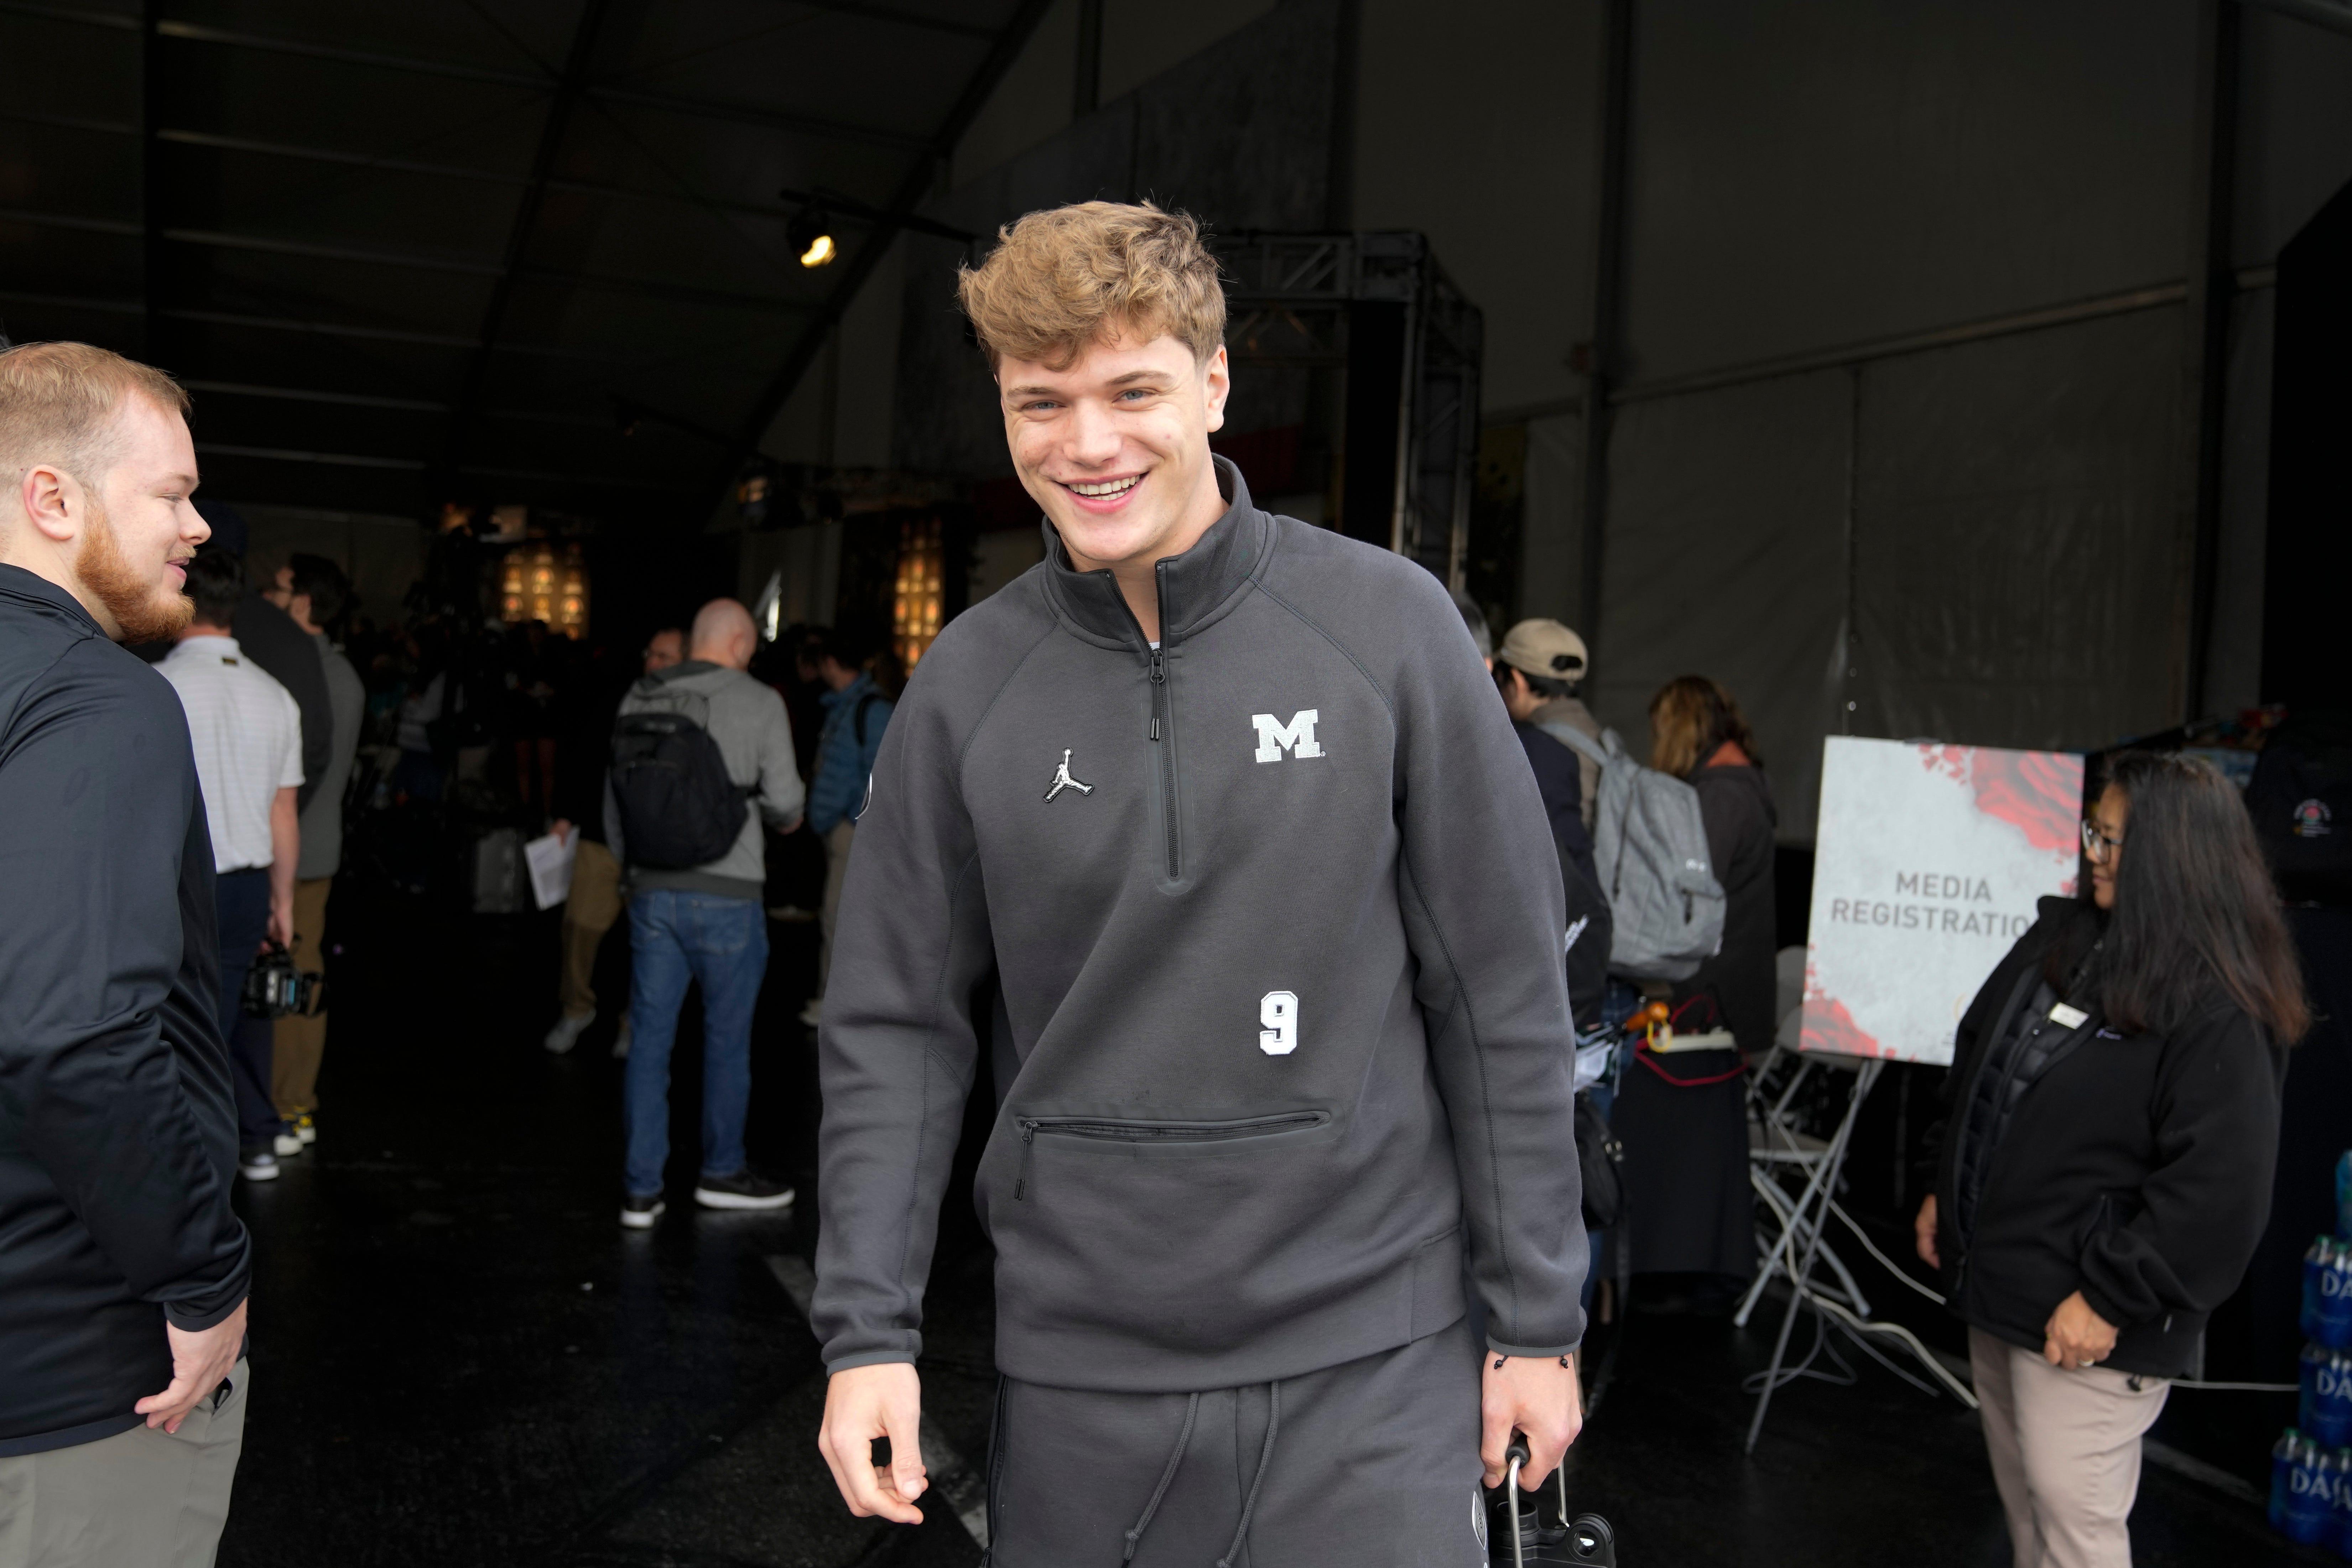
[{"xmin": 0, "ymin": 0, "xmax": 1046, "ymax": 522}]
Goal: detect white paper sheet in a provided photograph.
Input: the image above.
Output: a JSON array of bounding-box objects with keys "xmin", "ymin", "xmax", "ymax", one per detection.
[{"xmin": 524, "ymin": 831, "xmax": 576, "ymax": 911}]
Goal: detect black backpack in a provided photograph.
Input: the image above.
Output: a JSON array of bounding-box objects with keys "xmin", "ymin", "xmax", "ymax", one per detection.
[{"xmin": 610, "ymin": 692, "xmax": 746, "ymax": 870}]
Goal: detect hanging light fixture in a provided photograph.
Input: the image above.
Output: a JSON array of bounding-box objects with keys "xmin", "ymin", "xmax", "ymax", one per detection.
[{"xmin": 789, "ymin": 206, "xmax": 837, "ymax": 268}]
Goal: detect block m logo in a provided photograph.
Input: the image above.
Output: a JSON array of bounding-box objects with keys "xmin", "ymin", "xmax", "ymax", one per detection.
[{"xmin": 1251, "ymin": 709, "xmax": 1324, "ymax": 764}]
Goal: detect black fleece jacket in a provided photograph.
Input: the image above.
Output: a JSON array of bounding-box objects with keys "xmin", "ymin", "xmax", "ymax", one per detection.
[
  {"xmin": 0, "ymin": 567, "xmax": 251, "ymax": 1455},
  {"xmin": 1934, "ymin": 896, "xmax": 2286, "ymax": 1378}
]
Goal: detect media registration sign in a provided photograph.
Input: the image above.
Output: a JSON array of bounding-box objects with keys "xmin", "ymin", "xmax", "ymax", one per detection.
[{"xmin": 1801, "ymin": 737, "xmax": 2083, "ymax": 1066}]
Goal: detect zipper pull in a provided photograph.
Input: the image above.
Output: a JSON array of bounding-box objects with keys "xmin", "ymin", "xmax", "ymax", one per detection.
[
  {"xmin": 1150, "ymin": 648, "xmax": 1166, "ymax": 684},
  {"xmin": 1016, "ymin": 1120, "xmax": 1037, "ymax": 1200}
]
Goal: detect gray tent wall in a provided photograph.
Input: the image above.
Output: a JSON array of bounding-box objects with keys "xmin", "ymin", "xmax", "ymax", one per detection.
[{"xmin": 1553, "ymin": 0, "xmax": 2352, "ymax": 843}]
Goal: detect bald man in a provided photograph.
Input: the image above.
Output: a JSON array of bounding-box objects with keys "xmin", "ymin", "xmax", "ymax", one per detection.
[{"xmin": 604, "ymin": 599, "xmax": 806, "ymax": 1226}]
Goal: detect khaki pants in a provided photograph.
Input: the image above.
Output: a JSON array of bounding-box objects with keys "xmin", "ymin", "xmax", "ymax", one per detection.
[
  {"xmin": 270, "ymin": 878, "xmax": 333, "ymax": 1117},
  {"xmin": 0, "ymin": 1359, "xmax": 248, "ymax": 1568},
  {"xmin": 1969, "ymin": 1327, "xmax": 2170, "ymax": 1568},
  {"xmin": 558, "ymin": 840, "xmax": 624, "ymax": 1019},
  {"xmin": 816, "ymin": 821, "xmax": 854, "ymax": 996}
]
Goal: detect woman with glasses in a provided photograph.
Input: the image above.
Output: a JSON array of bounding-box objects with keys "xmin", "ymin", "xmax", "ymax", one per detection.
[{"xmin": 1916, "ymin": 751, "xmax": 2307, "ymax": 1567}]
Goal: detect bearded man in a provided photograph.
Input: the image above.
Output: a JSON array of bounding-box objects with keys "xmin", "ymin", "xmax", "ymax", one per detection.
[{"xmin": 0, "ymin": 341, "xmax": 253, "ymax": 1566}]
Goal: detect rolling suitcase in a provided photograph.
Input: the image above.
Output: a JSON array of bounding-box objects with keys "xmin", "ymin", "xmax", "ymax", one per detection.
[{"xmin": 1492, "ymin": 1440, "xmax": 1617, "ymax": 1567}]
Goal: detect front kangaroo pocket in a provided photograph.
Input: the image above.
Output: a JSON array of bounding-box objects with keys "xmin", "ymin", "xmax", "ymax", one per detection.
[{"xmin": 995, "ymin": 1110, "xmax": 1346, "ymax": 1350}]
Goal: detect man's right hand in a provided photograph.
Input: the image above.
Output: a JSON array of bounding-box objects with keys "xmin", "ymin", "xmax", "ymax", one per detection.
[
  {"xmin": 135, "ymin": 1297, "xmax": 246, "ymax": 1433},
  {"xmin": 817, "ymin": 1362, "xmax": 927, "ymax": 1523},
  {"xmin": 1914, "ymin": 1194, "xmax": 1940, "ymax": 1270}
]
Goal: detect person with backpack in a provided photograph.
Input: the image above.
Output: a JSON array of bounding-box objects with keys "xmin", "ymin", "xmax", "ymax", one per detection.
[
  {"xmin": 1609, "ymin": 676, "xmax": 1775, "ymax": 1306},
  {"xmin": 604, "ymin": 599, "xmax": 804, "ymax": 1228},
  {"xmin": 797, "ymin": 629, "xmax": 896, "ymax": 1030}
]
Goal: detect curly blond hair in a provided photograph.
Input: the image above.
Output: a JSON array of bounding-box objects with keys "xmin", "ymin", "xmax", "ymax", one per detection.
[{"xmin": 956, "ymin": 200, "xmax": 1224, "ymax": 371}]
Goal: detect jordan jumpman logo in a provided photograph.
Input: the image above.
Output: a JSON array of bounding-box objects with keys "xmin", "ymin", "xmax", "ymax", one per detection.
[{"xmin": 1044, "ymin": 749, "xmax": 1093, "ymax": 802}]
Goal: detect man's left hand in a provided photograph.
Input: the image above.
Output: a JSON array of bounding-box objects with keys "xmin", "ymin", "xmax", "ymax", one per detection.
[
  {"xmin": 1481, "ymin": 1352, "xmax": 1582, "ymax": 1493},
  {"xmin": 135, "ymin": 1298, "xmax": 247, "ymax": 1433},
  {"xmin": 2043, "ymin": 1290, "xmax": 2118, "ymax": 1370}
]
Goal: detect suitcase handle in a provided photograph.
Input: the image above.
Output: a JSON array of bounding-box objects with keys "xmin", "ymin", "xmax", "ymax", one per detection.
[{"xmin": 1504, "ymin": 1439, "xmax": 1530, "ymax": 1567}]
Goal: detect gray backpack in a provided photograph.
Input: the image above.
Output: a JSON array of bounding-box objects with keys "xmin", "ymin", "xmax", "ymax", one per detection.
[{"xmin": 1542, "ymin": 722, "xmax": 1726, "ymax": 981}]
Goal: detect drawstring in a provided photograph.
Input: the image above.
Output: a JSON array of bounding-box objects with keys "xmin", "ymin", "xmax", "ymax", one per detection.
[
  {"xmin": 1216, "ymin": 1381, "xmax": 1281, "ymax": 1568},
  {"xmin": 1122, "ymin": 1392, "xmax": 1200, "ymax": 1562}
]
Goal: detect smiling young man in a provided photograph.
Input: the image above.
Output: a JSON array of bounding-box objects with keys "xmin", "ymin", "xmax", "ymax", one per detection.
[
  {"xmin": 0, "ymin": 342, "xmax": 253, "ymax": 1565},
  {"xmin": 811, "ymin": 203, "xmax": 1586, "ymax": 1561}
]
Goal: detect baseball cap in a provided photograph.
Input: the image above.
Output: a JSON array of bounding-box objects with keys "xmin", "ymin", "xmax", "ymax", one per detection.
[{"xmin": 1498, "ymin": 619, "xmax": 1588, "ymax": 681}]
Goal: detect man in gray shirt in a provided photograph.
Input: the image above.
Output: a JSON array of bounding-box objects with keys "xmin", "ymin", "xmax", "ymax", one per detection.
[
  {"xmin": 262, "ymin": 554, "xmax": 364, "ymax": 1153},
  {"xmin": 604, "ymin": 598, "xmax": 803, "ymax": 1227}
]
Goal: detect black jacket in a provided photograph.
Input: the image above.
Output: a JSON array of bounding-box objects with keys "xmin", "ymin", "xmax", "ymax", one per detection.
[
  {"xmin": 812, "ymin": 461, "xmax": 1585, "ymax": 1393},
  {"xmin": 1934, "ymin": 896, "xmax": 2286, "ymax": 1378},
  {"xmin": 1676, "ymin": 764, "xmax": 1777, "ymax": 1050},
  {"xmin": 1513, "ymin": 723, "xmax": 1608, "ymax": 1030},
  {"xmin": 0, "ymin": 567, "xmax": 251, "ymax": 1455}
]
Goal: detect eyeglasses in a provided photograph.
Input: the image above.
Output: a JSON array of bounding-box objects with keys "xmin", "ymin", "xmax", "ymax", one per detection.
[{"xmin": 2081, "ymin": 819, "xmax": 2124, "ymax": 861}]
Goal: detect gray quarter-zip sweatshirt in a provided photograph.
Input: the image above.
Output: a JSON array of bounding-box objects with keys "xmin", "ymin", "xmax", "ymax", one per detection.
[{"xmin": 813, "ymin": 461, "xmax": 1585, "ymax": 1393}]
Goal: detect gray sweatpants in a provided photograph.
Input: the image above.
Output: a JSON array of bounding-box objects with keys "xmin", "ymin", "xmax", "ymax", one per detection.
[
  {"xmin": 0, "ymin": 1359, "xmax": 248, "ymax": 1568},
  {"xmin": 988, "ymin": 1319, "xmax": 1487, "ymax": 1567}
]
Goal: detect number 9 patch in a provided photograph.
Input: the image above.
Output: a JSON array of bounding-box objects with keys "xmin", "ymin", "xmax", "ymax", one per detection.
[{"xmin": 1259, "ymin": 991, "xmax": 1299, "ymax": 1056}]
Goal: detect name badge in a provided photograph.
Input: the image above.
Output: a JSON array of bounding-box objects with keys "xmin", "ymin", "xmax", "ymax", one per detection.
[{"xmin": 2048, "ymin": 1002, "xmax": 2089, "ymax": 1030}]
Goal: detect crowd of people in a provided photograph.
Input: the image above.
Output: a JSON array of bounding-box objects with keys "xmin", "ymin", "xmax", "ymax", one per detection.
[{"xmin": 0, "ymin": 198, "xmax": 2314, "ymax": 1568}]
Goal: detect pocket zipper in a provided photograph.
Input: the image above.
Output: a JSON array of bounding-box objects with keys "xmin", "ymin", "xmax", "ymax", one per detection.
[{"xmin": 1014, "ymin": 1111, "xmax": 1331, "ymax": 1200}]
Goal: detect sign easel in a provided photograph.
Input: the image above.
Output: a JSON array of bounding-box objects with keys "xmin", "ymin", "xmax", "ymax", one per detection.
[{"xmin": 1744, "ymin": 738, "xmax": 2084, "ymax": 1451}]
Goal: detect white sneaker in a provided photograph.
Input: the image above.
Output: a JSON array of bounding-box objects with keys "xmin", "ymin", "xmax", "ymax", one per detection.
[
  {"xmin": 544, "ymin": 1010, "xmax": 594, "ymax": 1054},
  {"xmin": 798, "ymin": 999, "xmax": 823, "ymax": 1028},
  {"xmin": 611, "ymin": 1017, "xmax": 633, "ymax": 1059},
  {"xmin": 272, "ymin": 1128, "xmax": 303, "ymax": 1157}
]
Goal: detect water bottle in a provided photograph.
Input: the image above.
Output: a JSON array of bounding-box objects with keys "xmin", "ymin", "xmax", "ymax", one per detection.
[
  {"xmin": 2309, "ymin": 1345, "xmax": 2333, "ymax": 1432},
  {"xmin": 2321, "ymin": 1354, "xmax": 2352, "ymax": 1447},
  {"xmin": 2333, "ymin": 1450, "xmax": 2352, "ymax": 1559},
  {"xmin": 2292, "ymin": 1444, "xmax": 2340, "ymax": 1545},
  {"xmin": 2326, "ymin": 1252, "xmax": 2352, "ymax": 1351},
  {"xmin": 2279, "ymin": 1429, "xmax": 2309, "ymax": 1532},
  {"xmin": 2308, "ymin": 1239, "xmax": 2335, "ymax": 1342}
]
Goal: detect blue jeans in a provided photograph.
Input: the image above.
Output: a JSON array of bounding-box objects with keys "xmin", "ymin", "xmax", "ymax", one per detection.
[{"xmin": 622, "ymin": 890, "xmax": 769, "ymax": 1198}]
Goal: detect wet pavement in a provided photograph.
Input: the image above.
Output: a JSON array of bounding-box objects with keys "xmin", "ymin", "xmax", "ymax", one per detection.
[{"xmin": 213, "ymin": 885, "xmax": 2310, "ymax": 1566}]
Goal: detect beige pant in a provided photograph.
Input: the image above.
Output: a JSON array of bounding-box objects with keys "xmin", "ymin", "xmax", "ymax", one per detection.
[
  {"xmin": 1970, "ymin": 1327, "xmax": 2170, "ymax": 1568},
  {"xmin": 270, "ymin": 878, "xmax": 333, "ymax": 1116},
  {"xmin": 0, "ymin": 1359, "xmax": 248, "ymax": 1568},
  {"xmin": 558, "ymin": 840, "xmax": 624, "ymax": 1019},
  {"xmin": 816, "ymin": 821, "xmax": 854, "ymax": 996}
]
